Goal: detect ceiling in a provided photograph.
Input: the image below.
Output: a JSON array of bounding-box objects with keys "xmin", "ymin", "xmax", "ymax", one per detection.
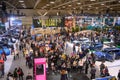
[{"xmin": 1, "ymin": 0, "xmax": 120, "ymax": 16}]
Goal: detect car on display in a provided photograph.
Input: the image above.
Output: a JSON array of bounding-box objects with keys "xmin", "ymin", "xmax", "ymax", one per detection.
[
  {"xmin": 73, "ymin": 40, "xmax": 81, "ymax": 46},
  {"xmin": 0, "ymin": 37, "xmax": 17, "ymax": 48},
  {"xmin": 0, "ymin": 46, "xmax": 11, "ymax": 56},
  {"xmin": 89, "ymin": 42, "xmax": 103, "ymax": 50},
  {"xmin": 73, "ymin": 37, "xmax": 90, "ymax": 45},
  {"xmin": 94, "ymin": 47, "xmax": 120, "ymax": 61},
  {"xmin": 73, "ymin": 40, "xmax": 103, "ymax": 51},
  {"xmin": 0, "ymin": 28, "xmax": 20, "ymax": 56}
]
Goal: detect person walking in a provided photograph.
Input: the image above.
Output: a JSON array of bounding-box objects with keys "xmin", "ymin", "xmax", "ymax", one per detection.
[
  {"xmin": 60, "ymin": 68, "xmax": 68, "ymax": 80},
  {"xmin": 100, "ymin": 62, "xmax": 105, "ymax": 76},
  {"xmin": 118, "ymin": 70, "xmax": 120, "ymax": 80},
  {"xmin": 16, "ymin": 49, "xmax": 19, "ymax": 59},
  {"xmin": 78, "ymin": 59, "xmax": 84, "ymax": 73},
  {"xmin": 103, "ymin": 66, "xmax": 110, "ymax": 77},
  {"xmin": 90, "ymin": 65, "xmax": 96, "ymax": 79},
  {"xmin": 73, "ymin": 44, "xmax": 76, "ymax": 54},
  {"xmin": 17, "ymin": 67, "xmax": 24, "ymax": 80},
  {"xmin": 84, "ymin": 60, "xmax": 89, "ymax": 74},
  {"xmin": 13, "ymin": 68, "xmax": 18, "ymax": 80}
]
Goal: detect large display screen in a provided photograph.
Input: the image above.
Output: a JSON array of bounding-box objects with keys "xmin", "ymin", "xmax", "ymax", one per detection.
[
  {"xmin": 45, "ymin": 18, "xmax": 61, "ymax": 27},
  {"xmin": 33, "ymin": 19, "xmax": 42, "ymax": 28},
  {"xmin": 33, "ymin": 18, "xmax": 63, "ymax": 27}
]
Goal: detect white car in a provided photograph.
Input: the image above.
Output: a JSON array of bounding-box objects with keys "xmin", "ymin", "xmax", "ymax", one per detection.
[
  {"xmin": 79, "ymin": 38, "xmax": 90, "ymax": 43},
  {"xmin": 73, "ymin": 38, "xmax": 90, "ymax": 46},
  {"xmin": 73, "ymin": 40, "xmax": 81, "ymax": 44}
]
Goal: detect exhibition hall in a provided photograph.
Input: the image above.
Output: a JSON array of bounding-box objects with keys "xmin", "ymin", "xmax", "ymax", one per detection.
[{"xmin": 0, "ymin": 0, "xmax": 120, "ymax": 80}]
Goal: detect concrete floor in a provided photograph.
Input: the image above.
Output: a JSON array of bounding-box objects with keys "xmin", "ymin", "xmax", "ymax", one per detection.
[{"xmin": 1, "ymin": 52, "xmax": 33, "ymax": 80}]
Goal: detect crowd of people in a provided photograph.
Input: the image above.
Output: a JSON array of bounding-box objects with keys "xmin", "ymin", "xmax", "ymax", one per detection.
[
  {"xmin": 29, "ymin": 30, "xmax": 112, "ymax": 79},
  {"xmin": 7, "ymin": 67, "xmax": 24, "ymax": 80},
  {"xmin": 1, "ymin": 27, "xmax": 120, "ymax": 80},
  {"xmin": 29, "ymin": 29, "xmax": 120, "ymax": 80}
]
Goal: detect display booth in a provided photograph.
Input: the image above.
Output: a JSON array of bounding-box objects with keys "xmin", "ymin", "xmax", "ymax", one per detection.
[{"xmin": 34, "ymin": 58, "xmax": 46, "ymax": 80}]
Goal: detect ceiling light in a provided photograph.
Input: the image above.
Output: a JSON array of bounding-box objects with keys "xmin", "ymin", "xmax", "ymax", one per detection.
[
  {"xmin": 88, "ymin": 8, "xmax": 90, "ymax": 10},
  {"xmin": 41, "ymin": 7, "xmax": 44, "ymax": 9},
  {"xmin": 89, "ymin": 5, "xmax": 92, "ymax": 7},
  {"xmin": 96, "ymin": 7, "xmax": 98, "ymax": 9},
  {"xmin": 23, "ymin": 6, "xmax": 26, "ymax": 8},
  {"xmin": 19, "ymin": 0, "xmax": 24, "ymax": 2},
  {"xmin": 90, "ymin": 0, "xmax": 95, "ymax": 1},
  {"xmin": 21, "ymin": 4, "xmax": 25, "ymax": 5},
  {"xmin": 50, "ymin": 1, "xmax": 55, "ymax": 4},
  {"xmin": 110, "ymin": 8, "xmax": 113, "ymax": 9},
  {"xmin": 58, "ymin": 8, "xmax": 61, "ymax": 9},
  {"xmin": 62, "ymin": 6, "xmax": 65, "ymax": 8},
  {"xmin": 73, "ymin": 8, "xmax": 76, "ymax": 9},
  {"xmin": 57, "ymin": 12, "xmax": 59, "ymax": 16},
  {"xmin": 77, "ymin": 3, "xmax": 81, "ymax": 5},
  {"xmin": 101, "ymin": 3, "xmax": 104, "ymax": 5},
  {"xmin": 46, "ymin": 4, "xmax": 50, "ymax": 6}
]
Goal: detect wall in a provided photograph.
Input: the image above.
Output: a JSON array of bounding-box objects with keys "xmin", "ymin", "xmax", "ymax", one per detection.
[{"xmin": 18, "ymin": 16, "xmax": 32, "ymax": 26}]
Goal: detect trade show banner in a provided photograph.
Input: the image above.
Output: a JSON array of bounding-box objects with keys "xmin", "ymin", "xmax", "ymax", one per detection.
[{"xmin": 65, "ymin": 16, "xmax": 73, "ymax": 27}]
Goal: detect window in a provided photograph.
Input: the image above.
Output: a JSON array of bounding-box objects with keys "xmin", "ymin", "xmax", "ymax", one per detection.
[{"xmin": 36, "ymin": 64, "xmax": 44, "ymax": 75}]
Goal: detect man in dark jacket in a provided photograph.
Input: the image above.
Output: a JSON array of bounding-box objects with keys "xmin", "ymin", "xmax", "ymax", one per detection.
[
  {"xmin": 90, "ymin": 65, "xmax": 96, "ymax": 79},
  {"xmin": 17, "ymin": 67, "xmax": 24, "ymax": 80}
]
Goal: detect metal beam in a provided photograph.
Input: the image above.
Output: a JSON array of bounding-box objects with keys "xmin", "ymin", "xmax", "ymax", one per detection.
[
  {"xmin": 43, "ymin": 12, "xmax": 48, "ymax": 16},
  {"xmin": 37, "ymin": 11, "xmax": 43, "ymax": 16},
  {"xmin": 51, "ymin": 0, "xmax": 78, "ymax": 9},
  {"xmin": 34, "ymin": 0, "xmax": 41, "ymax": 9},
  {"xmin": 4, "ymin": 1, "xmax": 17, "ymax": 9},
  {"xmin": 67, "ymin": 11, "xmax": 73, "ymax": 16},
  {"xmin": 76, "ymin": 0, "xmax": 116, "ymax": 9}
]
